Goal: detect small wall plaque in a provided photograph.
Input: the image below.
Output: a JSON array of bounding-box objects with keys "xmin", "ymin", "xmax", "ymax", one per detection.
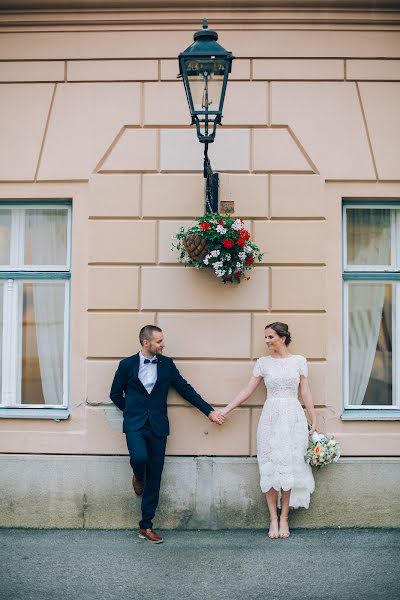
[{"xmin": 219, "ymin": 200, "xmax": 234, "ymax": 213}]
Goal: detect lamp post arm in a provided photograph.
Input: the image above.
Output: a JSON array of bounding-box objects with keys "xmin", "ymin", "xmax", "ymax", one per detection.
[{"xmin": 204, "ymin": 143, "xmax": 219, "ymax": 213}]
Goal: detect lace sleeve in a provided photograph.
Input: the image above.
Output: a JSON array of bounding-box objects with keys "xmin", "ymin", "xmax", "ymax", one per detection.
[
  {"xmin": 299, "ymin": 355, "xmax": 308, "ymax": 378},
  {"xmin": 253, "ymin": 358, "xmax": 263, "ymax": 378}
]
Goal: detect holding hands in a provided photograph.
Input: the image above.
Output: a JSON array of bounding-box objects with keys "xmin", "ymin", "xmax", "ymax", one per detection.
[{"xmin": 208, "ymin": 409, "xmax": 225, "ymax": 426}]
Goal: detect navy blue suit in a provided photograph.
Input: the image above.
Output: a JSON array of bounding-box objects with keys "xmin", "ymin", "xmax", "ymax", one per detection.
[{"xmin": 110, "ymin": 352, "xmax": 213, "ymax": 529}]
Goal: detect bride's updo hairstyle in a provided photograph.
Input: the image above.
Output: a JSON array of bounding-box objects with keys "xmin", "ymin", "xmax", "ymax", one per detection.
[{"xmin": 265, "ymin": 322, "xmax": 292, "ymax": 346}]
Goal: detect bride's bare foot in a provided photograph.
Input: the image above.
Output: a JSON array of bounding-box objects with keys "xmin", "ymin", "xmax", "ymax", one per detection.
[
  {"xmin": 279, "ymin": 515, "xmax": 290, "ymax": 538},
  {"xmin": 268, "ymin": 517, "xmax": 279, "ymax": 539}
]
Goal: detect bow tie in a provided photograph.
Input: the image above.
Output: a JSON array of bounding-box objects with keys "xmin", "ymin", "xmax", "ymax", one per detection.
[{"xmin": 144, "ymin": 357, "xmax": 158, "ymax": 364}]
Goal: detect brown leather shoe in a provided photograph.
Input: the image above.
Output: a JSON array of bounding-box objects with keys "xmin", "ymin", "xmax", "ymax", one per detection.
[
  {"xmin": 132, "ymin": 476, "xmax": 144, "ymax": 496},
  {"xmin": 138, "ymin": 528, "xmax": 163, "ymax": 544}
]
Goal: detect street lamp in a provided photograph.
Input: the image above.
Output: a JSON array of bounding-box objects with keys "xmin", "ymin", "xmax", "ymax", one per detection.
[{"xmin": 178, "ymin": 19, "xmax": 235, "ymax": 212}]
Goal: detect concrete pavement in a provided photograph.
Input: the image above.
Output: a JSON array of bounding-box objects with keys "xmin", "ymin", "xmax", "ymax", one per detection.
[{"xmin": 0, "ymin": 528, "xmax": 399, "ymax": 600}]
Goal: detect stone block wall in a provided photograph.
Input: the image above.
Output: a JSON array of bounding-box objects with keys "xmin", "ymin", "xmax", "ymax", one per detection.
[{"xmin": 0, "ymin": 7, "xmax": 399, "ymax": 458}]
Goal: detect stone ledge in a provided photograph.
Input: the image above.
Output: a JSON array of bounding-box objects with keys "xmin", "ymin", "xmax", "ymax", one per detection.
[
  {"xmin": 2, "ymin": 1, "xmax": 399, "ymax": 12},
  {"xmin": 0, "ymin": 455, "xmax": 399, "ymax": 529}
]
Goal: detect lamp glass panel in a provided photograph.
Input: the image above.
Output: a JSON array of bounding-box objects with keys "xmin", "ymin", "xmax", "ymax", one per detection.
[{"xmin": 184, "ymin": 58, "xmax": 225, "ymax": 113}]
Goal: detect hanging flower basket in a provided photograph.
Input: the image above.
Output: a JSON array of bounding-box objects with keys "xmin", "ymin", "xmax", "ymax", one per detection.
[{"xmin": 172, "ymin": 212, "xmax": 264, "ymax": 284}]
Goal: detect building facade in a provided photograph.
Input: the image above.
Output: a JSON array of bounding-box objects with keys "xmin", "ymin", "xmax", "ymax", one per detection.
[{"xmin": 0, "ymin": 1, "xmax": 399, "ymax": 528}]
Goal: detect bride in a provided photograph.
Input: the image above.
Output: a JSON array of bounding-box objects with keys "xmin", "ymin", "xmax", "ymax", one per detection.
[{"xmin": 221, "ymin": 322, "xmax": 317, "ymax": 539}]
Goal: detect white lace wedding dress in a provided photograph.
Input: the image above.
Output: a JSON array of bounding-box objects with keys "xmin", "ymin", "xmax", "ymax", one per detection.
[{"xmin": 253, "ymin": 354, "xmax": 315, "ymax": 509}]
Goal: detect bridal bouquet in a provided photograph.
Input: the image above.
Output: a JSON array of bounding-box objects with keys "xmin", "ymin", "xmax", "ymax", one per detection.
[
  {"xmin": 172, "ymin": 212, "xmax": 263, "ymax": 284},
  {"xmin": 305, "ymin": 432, "xmax": 340, "ymax": 469}
]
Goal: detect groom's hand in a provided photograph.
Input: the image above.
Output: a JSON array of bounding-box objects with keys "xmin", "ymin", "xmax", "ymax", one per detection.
[{"xmin": 208, "ymin": 410, "xmax": 225, "ymax": 426}]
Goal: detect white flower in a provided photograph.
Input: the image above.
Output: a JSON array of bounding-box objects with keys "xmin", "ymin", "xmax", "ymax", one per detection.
[
  {"xmin": 236, "ymin": 262, "xmax": 242, "ymax": 269},
  {"xmin": 212, "ymin": 261, "xmax": 223, "ymax": 269},
  {"xmin": 311, "ymin": 432, "xmax": 324, "ymax": 443},
  {"xmin": 225, "ymin": 254, "xmax": 231, "ymax": 261},
  {"xmin": 181, "ymin": 253, "xmax": 191, "ymax": 264},
  {"xmin": 210, "ymin": 249, "xmax": 220, "ymax": 258},
  {"xmin": 215, "ymin": 269, "xmax": 225, "ymax": 277},
  {"xmin": 216, "ymin": 225, "xmax": 227, "ymax": 234},
  {"xmin": 203, "ymin": 254, "xmax": 210, "ymax": 265},
  {"xmin": 244, "ymin": 245, "xmax": 252, "ymax": 254},
  {"xmin": 228, "ymin": 268, "xmax": 232, "ymax": 275},
  {"xmin": 231, "ymin": 219, "xmax": 243, "ymax": 231},
  {"xmin": 238, "ymin": 252, "xmax": 246, "ymax": 261}
]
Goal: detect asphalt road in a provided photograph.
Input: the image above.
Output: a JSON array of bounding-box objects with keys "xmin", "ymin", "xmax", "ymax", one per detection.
[{"xmin": 0, "ymin": 529, "xmax": 399, "ymax": 600}]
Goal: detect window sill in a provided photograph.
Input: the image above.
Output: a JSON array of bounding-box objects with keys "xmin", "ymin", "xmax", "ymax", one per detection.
[
  {"xmin": 0, "ymin": 408, "xmax": 70, "ymax": 420},
  {"xmin": 341, "ymin": 409, "xmax": 400, "ymax": 421}
]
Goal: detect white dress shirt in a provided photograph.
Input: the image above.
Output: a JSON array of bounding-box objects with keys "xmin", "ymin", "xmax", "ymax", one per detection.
[{"xmin": 138, "ymin": 352, "xmax": 158, "ymax": 394}]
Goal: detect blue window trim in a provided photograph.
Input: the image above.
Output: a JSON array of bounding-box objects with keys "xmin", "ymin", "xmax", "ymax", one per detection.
[
  {"xmin": 343, "ymin": 273, "xmax": 400, "ymax": 281},
  {"xmin": 0, "ymin": 272, "xmax": 70, "ymax": 280},
  {"xmin": 342, "ymin": 200, "xmax": 400, "ymax": 421},
  {"xmin": 343, "ymin": 200, "xmax": 400, "ymax": 207},
  {"xmin": 0, "ymin": 200, "xmax": 71, "ymax": 206}
]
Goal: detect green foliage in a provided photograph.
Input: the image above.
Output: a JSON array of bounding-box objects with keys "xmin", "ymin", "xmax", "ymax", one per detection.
[{"xmin": 172, "ymin": 212, "xmax": 264, "ymax": 284}]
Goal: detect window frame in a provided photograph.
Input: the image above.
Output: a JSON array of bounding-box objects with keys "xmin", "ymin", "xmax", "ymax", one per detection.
[
  {"xmin": 0, "ymin": 201, "xmax": 71, "ymax": 420},
  {"xmin": 342, "ymin": 200, "xmax": 400, "ymax": 420}
]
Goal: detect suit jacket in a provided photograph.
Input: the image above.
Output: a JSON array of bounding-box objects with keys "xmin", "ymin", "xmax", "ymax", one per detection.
[{"xmin": 110, "ymin": 353, "xmax": 213, "ymax": 436}]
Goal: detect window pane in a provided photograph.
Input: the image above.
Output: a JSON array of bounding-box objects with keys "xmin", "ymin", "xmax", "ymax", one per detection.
[
  {"xmin": 21, "ymin": 282, "xmax": 65, "ymax": 405},
  {"xmin": 0, "ymin": 283, "xmax": 3, "ymax": 397},
  {"xmin": 348, "ymin": 282, "xmax": 392, "ymax": 406},
  {"xmin": 0, "ymin": 209, "xmax": 11, "ymax": 265},
  {"xmin": 346, "ymin": 208, "xmax": 391, "ymax": 266},
  {"xmin": 24, "ymin": 209, "xmax": 68, "ymax": 266}
]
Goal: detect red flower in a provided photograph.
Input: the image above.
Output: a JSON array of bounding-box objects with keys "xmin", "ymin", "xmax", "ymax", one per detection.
[
  {"xmin": 245, "ymin": 255, "xmax": 255, "ymax": 266},
  {"xmin": 239, "ymin": 229, "xmax": 251, "ymax": 241},
  {"xmin": 222, "ymin": 238, "xmax": 235, "ymax": 249},
  {"xmin": 234, "ymin": 271, "xmax": 242, "ymax": 279},
  {"xmin": 218, "ymin": 219, "xmax": 225, "ymax": 225},
  {"xmin": 237, "ymin": 237, "xmax": 246, "ymax": 247},
  {"xmin": 200, "ymin": 221, "xmax": 211, "ymax": 231}
]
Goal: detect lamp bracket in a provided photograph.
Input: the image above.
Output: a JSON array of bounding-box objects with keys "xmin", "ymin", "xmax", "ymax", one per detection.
[{"xmin": 204, "ymin": 143, "xmax": 219, "ymax": 213}]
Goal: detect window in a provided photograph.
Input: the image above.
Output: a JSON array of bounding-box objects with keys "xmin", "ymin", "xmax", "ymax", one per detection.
[
  {"xmin": 343, "ymin": 203, "xmax": 400, "ymax": 419},
  {"xmin": 0, "ymin": 203, "xmax": 71, "ymax": 418}
]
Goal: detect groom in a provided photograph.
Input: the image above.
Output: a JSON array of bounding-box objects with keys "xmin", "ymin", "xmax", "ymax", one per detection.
[{"xmin": 110, "ymin": 325, "xmax": 224, "ymax": 544}]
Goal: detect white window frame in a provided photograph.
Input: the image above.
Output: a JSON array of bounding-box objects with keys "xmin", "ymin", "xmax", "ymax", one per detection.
[
  {"xmin": 0, "ymin": 202, "xmax": 71, "ymax": 419},
  {"xmin": 343, "ymin": 205, "xmax": 399, "ymax": 273},
  {"xmin": 343, "ymin": 202, "xmax": 400, "ymax": 420}
]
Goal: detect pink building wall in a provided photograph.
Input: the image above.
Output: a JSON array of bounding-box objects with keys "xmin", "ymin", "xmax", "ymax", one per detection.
[{"xmin": 0, "ymin": 3, "xmax": 399, "ymax": 460}]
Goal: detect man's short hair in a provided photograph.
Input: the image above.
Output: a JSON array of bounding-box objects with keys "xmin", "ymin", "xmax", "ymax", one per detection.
[{"xmin": 139, "ymin": 325, "xmax": 162, "ymax": 346}]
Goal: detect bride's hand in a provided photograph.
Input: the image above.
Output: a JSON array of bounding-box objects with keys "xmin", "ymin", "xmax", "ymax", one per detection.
[{"xmin": 308, "ymin": 421, "xmax": 318, "ymax": 437}]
